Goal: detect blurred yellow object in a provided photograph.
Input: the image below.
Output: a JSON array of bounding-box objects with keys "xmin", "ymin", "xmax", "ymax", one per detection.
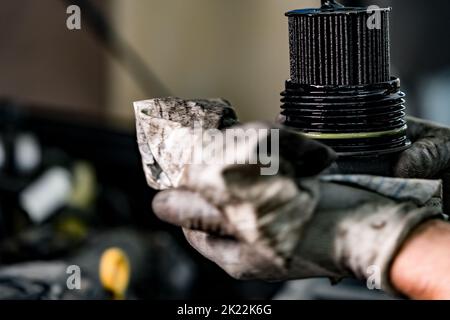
[
  {"xmin": 56, "ymin": 216, "xmax": 88, "ymax": 240},
  {"xmin": 68, "ymin": 161, "xmax": 97, "ymax": 210},
  {"xmin": 99, "ymin": 247, "xmax": 131, "ymax": 300}
]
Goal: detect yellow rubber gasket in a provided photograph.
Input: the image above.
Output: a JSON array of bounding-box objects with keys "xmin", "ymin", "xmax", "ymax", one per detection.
[{"xmin": 300, "ymin": 125, "xmax": 407, "ymax": 140}]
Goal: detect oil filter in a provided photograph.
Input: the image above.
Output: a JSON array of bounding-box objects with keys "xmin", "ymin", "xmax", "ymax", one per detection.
[{"xmin": 281, "ymin": 0, "xmax": 410, "ymax": 175}]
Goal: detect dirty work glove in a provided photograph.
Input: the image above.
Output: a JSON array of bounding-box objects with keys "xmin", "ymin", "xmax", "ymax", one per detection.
[
  {"xmin": 395, "ymin": 116, "xmax": 450, "ymax": 179},
  {"xmin": 152, "ymin": 121, "xmax": 336, "ymax": 278},
  {"xmin": 135, "ymin": 99, "xmax": 440, "ymax": 293},
  {"xmin": 151, "ymin": 122, "xmax": 440, "ymax": 294}
]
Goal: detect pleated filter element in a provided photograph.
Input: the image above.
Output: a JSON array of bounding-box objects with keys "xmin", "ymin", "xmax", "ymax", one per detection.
[
  {"xmin": 281, "ymin": 2, "xmax": 410, "ymax": 166},
  {"xmin": 287, "ymin": 7, "xmax": 391, "ymax": 86}
]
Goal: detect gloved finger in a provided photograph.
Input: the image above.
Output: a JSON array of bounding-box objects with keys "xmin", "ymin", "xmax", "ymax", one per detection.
[
  {"xmin": 405, "ymin": 116, "xmax": 429, "ymax": 142},
  {"xmin": 275, "ymin": 113, "xmax": 337, "ymax": 174},
  {"xmin": 394, "ymin": 137, "xmax": 450, "ymax": 178},
  {"xmin": 183, "ymin": 229, "xmax": 285, "ymax": 280},
  {"xmin": 152, "ymin": 189, "xmax": 235, "ymax": 236},
  {"xmin": 183, "ymin": 229, "xmax": 241, "ymax": 268},
  {"xmin": 278, "ymin": 128, "xmax": 337, "ymax": 177}
]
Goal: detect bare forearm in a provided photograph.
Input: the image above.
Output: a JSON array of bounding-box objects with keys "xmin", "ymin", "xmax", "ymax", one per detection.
[{"xmin": 391, "ymin": 220, "xmax": 450, "ymax": 299}]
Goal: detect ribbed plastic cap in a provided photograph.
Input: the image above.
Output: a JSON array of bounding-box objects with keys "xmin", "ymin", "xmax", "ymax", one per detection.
[{"xmin": 287, "ymin": 3, "xmax": 391, "ymax": 85}]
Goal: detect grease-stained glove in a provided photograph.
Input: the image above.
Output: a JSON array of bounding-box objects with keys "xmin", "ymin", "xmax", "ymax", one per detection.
[
  {"xmin": 395, "ymin": 116, "xmax": 450, "ymax": 179},
  {"xmin": 151, "ymin": 122, "xmax": 440, "ymax": 294},
  {"xmin": 135, "ymin": 99, "xmax": 441, "ymax": 294}
]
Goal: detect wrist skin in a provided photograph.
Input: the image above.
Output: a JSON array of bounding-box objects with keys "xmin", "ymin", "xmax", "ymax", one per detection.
[{"xmin": 390, "ymin": 220, "xmax": 450, "ymax": 299}]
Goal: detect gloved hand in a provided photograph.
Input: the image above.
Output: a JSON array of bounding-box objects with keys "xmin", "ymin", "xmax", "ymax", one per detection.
[
  {"xmin": 395, "ymin": 116, "xmax": 450, "ymax": 179},
  {"xmin": 153, "ymin": 179, "xmax": 439, "ymax": 290},
  {"xmin": 151, "ymin": 122, "xmax": 440, "ymax": 293},
  {"xmin": 136, "ymin": 99, "xmax": 441, "ymax": 294}
]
